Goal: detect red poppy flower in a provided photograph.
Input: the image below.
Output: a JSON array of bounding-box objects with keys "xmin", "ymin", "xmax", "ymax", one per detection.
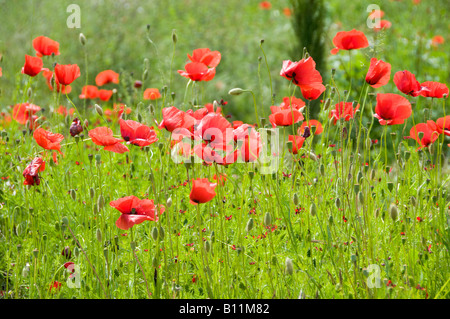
[
  {"xmin": 329, "ymin": 102, "xmax": 359, "ymax": 124},
  {"xmin": 365, "ymin": 58, "xmax": 391, "ymax": 88},
  {"xmin": 32, "ymin": 36, "xmax": 60, "ymax": 57},
  {"xmin": 436, "ymin": 116, "xmax": 450, "ymax": 136},
  {"xmin": 259, "ymin": 1, "xmax": 271, "ymax": 9},
  {"xmin": 21, "ymin": 55, "xmax": 47, "ymax": 77},
  {"xmin": 408, "ymin": 121, "xmax": 440, "ymax": 148},
  {"xmin": 189, "ymin": 178, "xmax": 217, "ymax": 205},
  {"xmin": 298, "ymin": 120, "xmax": 323, "ymax": 135},
  {"xmin": 431, "ymin": 35, "xmax": 444, "ymax": 47},
  {"xmin": 98, "ymin": 89, "xmax": 113, "ymax": 101},
  {"xmin": 213, "ymin": 173, "xmax": 227, "ymax": 186},
  {"xmin": 70, "ymin": 118, "xmax": 83, "ymax": 137},
  {"xmin": 373, "ymin": 20, "xmax": 392, "ymax": 32},
  {"xmin": 12, "ymin": 103, "xmax": 41, "ymax": 125},
  {"xmin": 48, "ymin": 281, "xmax": 62, "ymax": 292},
  {"xmin": 54, "ymin": 64, "xmax": 80, "ymax": 86},
  {"xmin": 95, "ymin": 70, "xmax": 119, "ymax": 86},
  {"xmin": 280, "ymin": 58, "xmax": 325, "ymax": 100},
  {"xmin": 113, "ymin": 103, "xmax": 132, "ymax": 119},
  {"xmin": 23, "ymin": 157, "xmax": 45, "ymax": 186},
  {"xmin": 42, "ymin": 70, "xmax": 72, "ymax": 94},
  {"xmin": 374, "ymin": 93, "xmax": 412, "ymax": 125},
  {"xmin": 194, "ymin": 113, "xmax": 232, "ymax": 148},
  {"xmin": 79, "ymin": 85, "xmax": 98, "ymax": 99},
  {"xmin": 393, "ymin": 70, "xmax": 427, "ymax": 97},
  {"xmin": 178, "ymin": 62, "xmax": 216, "ymax": 82},
  {"xmin": 88, "ymin": 127, "xmax": 129, "ymax": 153},
  {"xmin": 368, "ymin": 9, "xmax": 384, "ymax": 19},
  {"xmin": 288, "ymin": 135, "xmax": 305, "ymax": 154},
  {"xmin": 187, "ymin": 48, "xmax": 221, "ymax": 68},
  {"xmin": 0, "ymin": 67, "xmax": 2, "ymax": 77},
  {"xmin": 330, "ymin": 29, "xmax": 369, "ymax": 55},
  {"xmin": 33, "ymin": 128, "xmax": 64, "ymax": 154},
  {"xmin": 110, "ymin": 196, "xmax": 163, "ymax": 230},
  {"xmin": 269, "ymin": 105, "xmax": 304, "ymax": 127},
  {"xmin": 233, "ymin": 121, "xmax": 244, "ymax": 129},
  {"xmin": 143, "ymin": 88, "xmax": 161, "ymax": 100},
  {"xmin": 283, "ymin": 7, "xmax": 292, "ymax": 16},
  {"xmin": 119, "ymin": 119, "xmax": 158, "ymax": 147},
  {"xmin": 159, "ymin": 106, "xmax": 195, "ymax": 134},
  {"xmin": 240, "ymin": 130, "xmax": 262, "ymax": 162},
  {"xmin": 419, "ymin": 81, "xmax": 449, "ymax": 98}
]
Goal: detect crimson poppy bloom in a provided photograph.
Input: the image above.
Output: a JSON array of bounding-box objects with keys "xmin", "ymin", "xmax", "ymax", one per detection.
[
  {"xmin": 70, "ymin": 118, "xmax": 83, "ymax": 137},
  {"xmin": 374, "ymin": 93, "xmax": 412, "ymax": 125},
  {"xmin": 283, "ymin": 7, "xmax": 292, "ymax": 16},
  {"xmin": 233, "ymin": 121, "xmax": 244, "ymax": 129},
  {"xmin": 269, "ymin": 104, "xmax": 304, "ymax": 128},
  {"xmin": 159, "ymin": 106, "xmax": 195, "ymax": 134},
  {"xmin": 98, "ymin": 89, "xmax": 113, "ymax": 102},
  {"xmin": 178, "ymin": 62, "xmax": 216, "ymax": 82},
  {"xmin": 110, "ymin": 196, "xmax": 164, "ymax": 230},
  {"xmin": 42, "ymin": 70, "xmax": 72, "ymax": 94},
  {"xmin": 280, "ymin": 58, "xmax": 325, "ymax": 100},
  {"xmin": 119, "ymin": 119, "xmax": 158, "ymax": 147},
  {"xmin": 32, "ymin": 36, "xmax": 60, "ymax": 57},
  {"xmin": 365, "ymin": 58, "xmax": 391, "ymax": 88},
  {"xmin": 330, "ymin": 29, "xmax": 369, "ymax": 55},
  {"xmin": 143, "ymin": 88, "xmax": 161, "ymax": 100},
  {"xmin": 33, "ymin": 128, "xmax": 64, "ymax": 154},
  {"xmin": 48, "ymin": 281, "xmax": 62, "ymax": 292},
  {"xmin": 12, "ymin": 103, "xmax": 41, "ymax": 125},
  {"xmin": 79, "ymin": 85, "xmax": 98, "ymax": 99},
  {"xmin": 288, "ymin": 135, "xmax": 305, "ymax": 154},
  {"xmin": 373, "ymin": 20, "xmax": 392, "ymax": 32},
  {"xmin": 88, "ymin": 127, "xmax": 129, "ymax": 153},
  {"xmin": 393, "ymin": 70, "xmax": 427, "ymax": 97},
  {"xmin": 189, "ymin": 178, "xmax": 217, "ymax": 205},
  {"xmin": 408, "ymin": 121, "xmax": 440, "ymax": 148},
  {"xmin": 329, "ymin": 102, "xmax": 359, "ymax": 124},
  {"xmin": 23, "ymin": 157, "xmax": 45, "ymax": 186},
  {"xmin": 194, "ymin": 113, "xmax": 232, "ymax": 148},
  {"xmin": 21, "ymin": 55, "xmax": 47, "ymax": 77},
  {"xmin": 298, "ymin": 120, "xmax": 323, "ymax": 135},
  {"xmin": 54, "ymin": 64, "xmax": 80, "ymax": 86},
  {"xmin": 95, "ymin": 70, "xmax": 119, "ymax": 86},
  {"xmin": 259, "ymin": 1, "xmax": 271, "ymax": 9},
  {"xmin": 419, "ymin": 81, "xmax": 449, "ymax": 98},
  {"xmin": 431, "ymin": 35, "xmax": 444, "ymax": 47},
  {"xmin": 436, "ymin": 116, "xmax": 450, "ymax": 136},
  {"xmin": 187, "ymin": 48, "xmax": 221, "ymax": 68}
]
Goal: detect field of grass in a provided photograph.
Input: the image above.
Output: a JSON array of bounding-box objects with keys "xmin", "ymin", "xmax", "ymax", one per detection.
[{"xmin": 0, "ymin": 0, "xmax": 449, "ymax": 300}]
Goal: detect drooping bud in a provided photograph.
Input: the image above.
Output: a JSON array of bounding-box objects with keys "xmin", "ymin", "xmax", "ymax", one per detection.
[
  {"xmin": 172, "ymin": 29, "xmax": 178, "ymax": 44},
  {"xmin": 95, "ymin": 104, "xmax": 103, "ymax": 116},
  {"xmin": 228, "ymin": 88, "xmax": 245, "ymax": 95}
]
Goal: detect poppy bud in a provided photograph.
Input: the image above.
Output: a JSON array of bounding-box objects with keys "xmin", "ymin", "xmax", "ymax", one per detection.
[
  {"xmin": 248, "ymin": 171, "xmax": 255, "ymax": 179},
  {"xmin": 245, "ymin": 218, "xmax": 254, "ymax": 232},
  {"xmin": 205, "ymin": 240, "xmax": 211, "ymax": 253},
  {"xmin": 96, "ymin": 228, "xmax": 102, "ymax": 243},
  {"xmin": 95, "ymin": 104, "xmax": 103, "ymax": 116},
  {"xmin": 328, "ymin": 215, "xmax": 334, "ymax": 224},
  {"xmin": 342, "ymin": 127, "xmax": 348, "ymax": 140},
  {"xmin": 143, "ymin": 69, "xmax": 148, "ymax": 81},
  {"xmin": 79, "ymin": 33, "xmax": 86, "ymax": 46},
  {"xmin": 310, "ymin": 202, "xmax": 317, "ymax": 217},
  {"xmin": 62, "ymin": 217, "xmax": 69, "ymax": 226},
  {"xmin": 354, "ymin": 184, "xmax": 360, "ymax": 194},
  {"xmin": 260, "ymin": 39, "xmax": 265, "ymax": 44},
  {"xmin": 264, "ymin": 212, "xmax": 272, "ymax": 227},
  {"xmin": 95, "ymin": 154, "xmax": 101, "ymax": 165},
  {"xmin": 357, "ymin": 171, "xmax": 363, "ymax": 184},
  {"xmin": 323, "ymin": 98, "xmax": 331, "ymax": 110},
  {"xmin": 358, "ymin": 191, "xmax": 364, "ymax": 205},
  {"xmin": 350, "ymin": 254, "xmax": 357, "ymax": 263},
  {"xmin": 211, "ymin": 231, "xmax": 215, "ymax": 242},
  {"xmin": 97, "ymin": 195, "xmax": 104, "ymax": 211},
  {"xmin": 70, "ymin": 189, "xmax": 76, "ymax": 201},
  {"xmin": 335, "ymin": 197, "xmax": 341, "ymax": 209},
  {"xmin": 166, "ymin": 197, "xmax": 172, "ymax": 208},
  {"xmin": 172, "ymin": 29, "xmax": 177, "ymax": 44},
  {"xmin": 27, "ymin": 87, "xmax": 32, "ymax": 98},
  {"xmin": 62, "ymin": 246, "xmax": 71, "ymax": 259},
  {"xmin": 33, "ymin": 248, "xmax": 39, "ymax": 259},
  {"xmin": 410, "ymin": 196, "xmax": 417, "ymax": 207},
  {"xmin": 228, "ymin": 88, "xmax": 245, "ymax": 95},
  {"xmin": 134, "ymin": 80, "xmax": 143, "ymax": 88},
  {"xmin": 319, "ymin": 164, "xmax": 325, "ymax": 176},
  {"xmin": 152, "ymin": 257, "xmax": 158, "ymax": 268},
  {"xmin": 151, "ymin": 227, "xmax": 159, "ymax": 241},
  {"xmin": 260, "ymin": 117, "xmax": 266, "ymax": 127},
  {"xmin": 387, "ymin": 182, "xmax": 394, "ymax": 192},
  {"xmin": 159, "ymin": 226, "xmax": 165, "ymax": 240},
  {"xmin": 389, "ymin": 203, "xmax": 398, "ymax": 221},
  {"xmin": 293, "ymin": 193, "xmax": 299, "ymax": 206},
  {"xmin": 90, "ymin": 187, "xmax": 95, "ymax": 199},
  {"xmin": 285, "ymin": 257, "xmax": 294, "ymax": 275}
]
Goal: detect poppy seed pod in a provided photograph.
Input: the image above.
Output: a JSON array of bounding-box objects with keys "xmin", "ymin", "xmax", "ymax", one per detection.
[
  {"xmin": 228, "ymin": 88, "xmax": 245, "ymax": 95},
  {"xmin": 389, "ymin": 203, "xmax": 398, "ymax": 221},
  {"xmin": 285, "ymin": 257, "xmax": 294, "ymax": 275},
  {"xmin": 264, "ymin": 212, "xmax": 272, "ymax": 227}
]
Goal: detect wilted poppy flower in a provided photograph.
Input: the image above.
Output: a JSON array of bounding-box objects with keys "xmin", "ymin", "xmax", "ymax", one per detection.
[
  {"xmin": 42, "ymin": 70, "xmax": 72, "ymax": 94},
  {"xmin": 187, "ymin": 48, "xmax": 221, "ymax": 68},
  {"xmin": 288, "ymin": 135, "xmax": 305, "ymax": 154},
  {"xmin": 330, "ymin": 29, "xmax": 369, "ymax": 55},
  {"xmin": 374, "ymin": 93, "xmax": 412, "ymax": 125},
  {"xmin": 98, "ymin": 89, "xmax": 113, "ymax": 102},
  {"xmin": 33, "ymin": 128, "xmax": 64, "ymax": 154},
  {"xmin": 12, "ymin": 103, "xmax": 41, "ymax": 125},
  {"xmin": 298, "ymin": 120, "xmax": 323, "ymax": 135},
  {"xmin": 119, "ymin": 119, "xmax": 158, "ymax": 147},
  {"xmin": 280, "ymin": 58, "xmax": 325, "ymax": 100},
  {"xmin": 419, "ymin": 81, "xmax": 449, "ymax": 99},
  {"xmin": 178, "ymin": 62, "xmax": 216, "ymax": 82},
  {"xmin": 32, "ymin": 36, "xmax": 60, "ymax": 57},
  {"xmin": 88, "ymin": 127, "xmax": 129, "ymax": 153},
  {"xmin": 21, "ymin": 55, "xmax": 47, "ymax": 77},
  {"xmin": 69, "ymin": 118, "xmax": 83, "ymax": 137},
  {"xmin": 95, "ymin": 70, "xmax": 119, "ymax": 86},
  {"xmin": 365, "ymin": 58, "xmax": 391, "ymax": 88},
  {"xmin": 408, "ymin": 121, "xmax": 440, "ymax": 148},
  {"xmin": 189, "ymin": 178, "xmax": 217, "ymax": 205},
  {"xmin": 23, "ymin": 157, "xmax": 45, "ymax": 186},
  {"xmin": 79, "ymin": 85, "xmax": 98, "ymax": 99},
  {"xmin": 329, "ymin": 102, "xmax": 359, "ymax": 124},
  {"xmin": 259, "ymin": 1, "xmax": 271, "ymax": 9},
  {"xmin": 159, "ymin": 106, "xmax": 195, "ymax": 134},
  {"xmin": 436, "ymin": 116, "xmax": 450, "ymax": 136},
  {"xmin": 54, "ymin": 64, "xmax": 80, "ymax": 86},
  {"xmin": 110, "ymin": 196, "xmax": 163, "ymax": 230},
  {"xmin": 393, "ymin": 70, "xmax": 427, "ymax": 97},
  {"xmin": 143, "ymin": 88, "xmax": 161, "ymax": 100},
  {"xmin": 373, "ymin": 20, "xmax": 392, "ymax": 32}
]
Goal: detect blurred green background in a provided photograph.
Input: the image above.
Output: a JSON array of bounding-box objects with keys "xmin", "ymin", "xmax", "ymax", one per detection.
[{"xmin": 0, "ymin": 0, "xmax": 448, "ymax": 125}]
